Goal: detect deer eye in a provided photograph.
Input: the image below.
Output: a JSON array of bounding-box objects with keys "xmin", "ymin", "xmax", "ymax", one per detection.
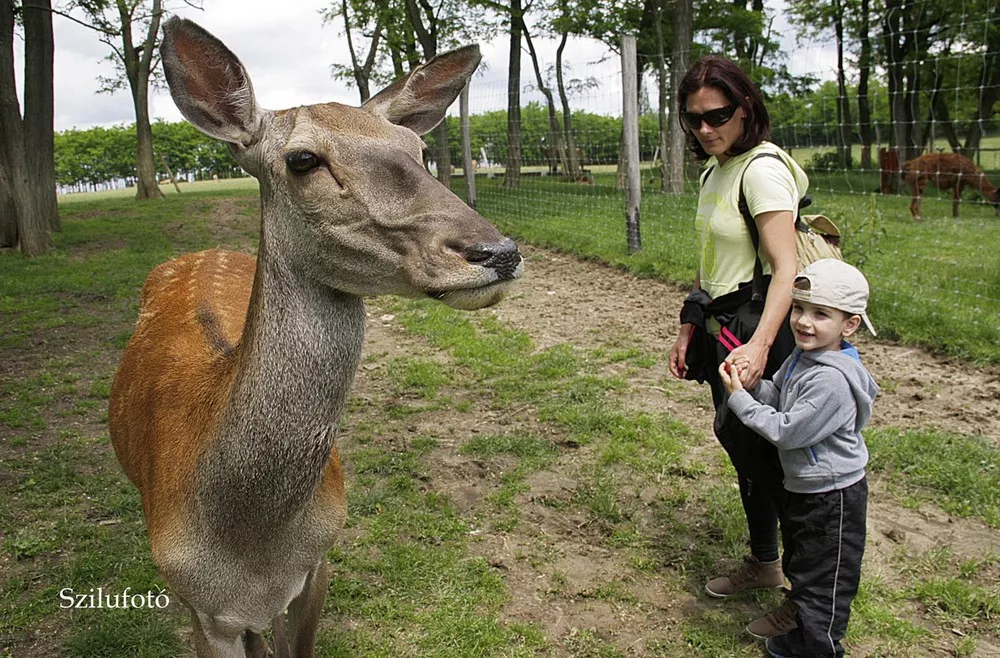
[{"xmin": 285, "ymin": 150, "xmax": 322, "ymax": 174}]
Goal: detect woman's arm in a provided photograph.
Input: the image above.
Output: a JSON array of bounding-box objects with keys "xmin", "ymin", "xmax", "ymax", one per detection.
[
  {"xmin": 725, "ymin": 209, "xmax": 796, "ymax": 389},
  {"xmin": 669, "ymin": 272, "xmax": 701, "ymax": 379}
]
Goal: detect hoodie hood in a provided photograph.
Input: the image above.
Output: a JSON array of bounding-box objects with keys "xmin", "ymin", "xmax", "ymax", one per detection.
[{"xmin": 802, "ymin": 342, "xmax": 880, "ymax": 432}]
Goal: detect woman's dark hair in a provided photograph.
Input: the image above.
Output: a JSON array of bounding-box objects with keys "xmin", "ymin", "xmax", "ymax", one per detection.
[{"xmin": 677, "ymin": 55, "xmax": 770, "ymax": 161}]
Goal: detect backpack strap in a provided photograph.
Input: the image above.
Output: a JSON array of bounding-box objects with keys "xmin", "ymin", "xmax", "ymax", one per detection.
[
  {"xmin": 699, "ymin": 165, "xmax": 716, "ymax": 188},
  {"xmin": 737, "ymin": 152, "xmax": 786, "ymax": 302}
]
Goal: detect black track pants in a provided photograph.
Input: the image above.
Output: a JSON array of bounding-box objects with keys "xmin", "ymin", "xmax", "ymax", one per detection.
[{"xmin": 782, "ymin": 478, "xmax": 868, "ymax": 657}]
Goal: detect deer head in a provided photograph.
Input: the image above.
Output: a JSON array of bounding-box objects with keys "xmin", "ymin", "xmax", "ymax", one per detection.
[{"xmin": 160, "ymin": 17, "xmax": 521, "ymax": 310}]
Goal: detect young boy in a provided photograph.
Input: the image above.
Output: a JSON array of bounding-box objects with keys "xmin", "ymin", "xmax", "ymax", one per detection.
[{"xmin": 719, "ymin": 258, "xmax": 879, "ymax": 658}]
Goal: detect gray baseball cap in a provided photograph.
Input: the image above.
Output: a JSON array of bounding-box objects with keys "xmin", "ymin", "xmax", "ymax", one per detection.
[{"xmin": 791, "ymin": 259, "xmax": 877, "ymax": 336}]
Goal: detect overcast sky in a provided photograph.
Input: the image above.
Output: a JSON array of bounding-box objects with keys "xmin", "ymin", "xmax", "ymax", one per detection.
[{"xmin": 12, "ymin": 0, "xmax": 834, "ymax": 133}]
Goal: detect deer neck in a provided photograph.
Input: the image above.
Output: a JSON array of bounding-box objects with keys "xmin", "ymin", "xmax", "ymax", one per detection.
[{"xmin": 196, "ymin": 197, "xmax": 365, "ymax": 536}]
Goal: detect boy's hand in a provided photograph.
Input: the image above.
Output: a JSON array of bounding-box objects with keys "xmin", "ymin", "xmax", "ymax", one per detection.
[{"xmin": 718, "ymin": 361, "xmax": 744, "ymax": 394}]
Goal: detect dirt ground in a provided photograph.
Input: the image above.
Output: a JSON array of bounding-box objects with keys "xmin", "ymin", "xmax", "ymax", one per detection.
[
  {"xmin": 358, "ymin": 245, "xmax": 1000, "ymax": 657},
  {"xmin": 5, "ymin": 205, "xmax": 999, "ymax": 656}
]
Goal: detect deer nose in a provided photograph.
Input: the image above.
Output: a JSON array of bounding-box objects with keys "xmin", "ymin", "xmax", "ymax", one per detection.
[{"xmin": 464, "ymin": 239, "xmax": 521, "ymax": 280}]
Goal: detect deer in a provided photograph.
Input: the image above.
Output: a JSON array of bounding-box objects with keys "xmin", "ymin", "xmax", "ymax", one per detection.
[
  {"xmin": 108, "ymin": 17, "xmax": 522, "ymax": 658},
  {"xmin": 901, "ymin": 152, "xmax": 1000, "ymax": 221}
]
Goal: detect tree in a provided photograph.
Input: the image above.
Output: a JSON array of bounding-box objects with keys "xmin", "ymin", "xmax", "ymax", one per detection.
[
  {"xmin": 402, "ymin": 0, "xmax": 491, "ymax": 184},
  {"xmin": 503, "ymin": 0, "xmax": 523, "ymax": 188},
  {"xmin": 787, "ymin": 0, "xmax": 854, "ymax": 168},
  {"xmin": 855, "ymin": 0, "xmax": 874, "ymax": 170},
  {"xmin": 959, "ymin": 0, "xmax": 1000, "ymax": 157},
  {"xmin": 23, "ymin": 0, "xmax": 58, "ymax": 231},
  {"xmin": 72, "ymin": 0, "xmax": 175, "ymax": 200},
  {"xmin": 522, "ymin": 11, "xmax": 569, "ymax": 179},
  {"xmin": 322, "ymin": 0, "xmax": 392, "ymax": 103},
  {"xmin": 1, "ymin": 0, "xmax": 53, "ymax": 255},
  {"xmin": 668, "ymin": 0, "xmax": 692, "ymax": 193},
  {"xmin": 552, "ymin": 0, "xmax": 585, "ymax": 181}
]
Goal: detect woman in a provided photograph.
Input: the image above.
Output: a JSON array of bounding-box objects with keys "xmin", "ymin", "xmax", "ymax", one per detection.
[{"xmin": 667, "ymin": 55, "xmax": 808, "ymax": 640}]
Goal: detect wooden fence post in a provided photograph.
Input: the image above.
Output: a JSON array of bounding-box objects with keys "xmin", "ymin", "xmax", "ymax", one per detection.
[
  {"xmin": 621, "ymin": 35, "xmax": 642, "ymax": 254},
  {"xmin": 460, "ymin": 82, "xmax": 476, "ymax": 210}
]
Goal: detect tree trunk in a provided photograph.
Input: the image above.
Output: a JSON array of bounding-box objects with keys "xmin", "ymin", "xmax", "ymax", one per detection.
[
  {"xmin": 523, "ymin": 24, "xmax": 567, "ymax": 178},
  {"xmin": 23, "ymin": 0, "xmax": 58, "ymax": 231},
  {"xmin": 503, "ymin": 0, "xmax": 522, "ymax": 189},
  {"xmin": 919, "ymin": 70, "xmax": 961, "ymax": 151},
  {"xmin": 833, "ymin": 0, "xmax": 852, "ymax": 169},
  {"xmin": 901, "ymin": 3, "xmax": 922, "ymax": 162},
  {"xmin": 856, "ymin": 0, "xmax": 873, "ymax": 170},
  {"xmin": 668, "ymin": 0, "xmax": 692, "ymax": 194},
  {"xmin": 0, "ymin": 7, "xmax": 16, "ymax": 250},
  {"xmin": 883, "ymin": 0, "xmax": 909, "ymax": 179},
  {"xmin": 555, "ymin": 16, "xmax": 580, "ymax": 180},
  {"xmin": 433, "ymin": 120, "xmax": 451, "ymax": 185},
  {"xmin": 0, "ymin": 0, "xmax": 50, "ymax": 256},
  {"xmin": 119, "ymin": 0, "xmax": 164, "ymax": 200},
  {"xmin": 654, "ymin": 0, "xmax": 668, "ymax": 192},
  {"xmin": 961, "ymin": 26, "xmax": 1000, "ymax": 159},
  {"xmin": 0, "ymin": 162, "xmax": 17, "ymax": 249}
]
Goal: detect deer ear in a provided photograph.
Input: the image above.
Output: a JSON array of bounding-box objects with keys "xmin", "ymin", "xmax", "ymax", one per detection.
[
  {"xmin": 363, "ymin": 45, "xmax": 481, "ymax": 136},
  {"xmin": 161, "ymin": 17, "xmax": 262, "ymax": 147}
]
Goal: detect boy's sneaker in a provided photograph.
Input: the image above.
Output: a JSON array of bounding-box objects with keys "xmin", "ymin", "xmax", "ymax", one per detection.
[
  {"xmin": 705, "ymin": 556, "xmax": 784, "ymax": 598},
  {"xmin": 764, "ymin": 633, "xmax": 800, "ymax": 658},
  {"xmin": 746, "ymin": 597, "xmax": 798, "ymax": 639}
]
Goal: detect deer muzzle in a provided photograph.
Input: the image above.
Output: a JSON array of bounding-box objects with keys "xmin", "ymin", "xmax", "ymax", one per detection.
[{"xmin": 463, "ymin": 239, "xmax": 521, "ymax": 280}]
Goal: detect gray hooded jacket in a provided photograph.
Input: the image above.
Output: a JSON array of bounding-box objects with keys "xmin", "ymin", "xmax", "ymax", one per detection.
[{"xmin": 727, "ymin": 342, "xmax": 879, "ymax": 494}]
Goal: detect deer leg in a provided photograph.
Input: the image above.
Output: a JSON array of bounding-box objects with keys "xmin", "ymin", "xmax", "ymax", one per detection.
[
  {"xmin": 190, "ymin": 609, "xmax": 246, "ymax": 658},
  {"xmin": 953, "ymin": 185, "xmax": 961, "ymax": 217},
  {"xmin": 286, "ymin": 560, "xmax": 333, "ymax": 658},
  {"xmin": 909, "ymin": 181, "xmax": 923, "ymax": 221},
  {"xmin": 271, "ymin": 613, "xmax": 291, "ymax": 658},
  {"xmin": 242, "ymin": 630, "xmax": 271, "ymax": 658}
]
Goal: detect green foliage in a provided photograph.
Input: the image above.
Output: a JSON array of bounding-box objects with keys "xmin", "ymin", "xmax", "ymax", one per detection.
[
  {"xmin": 54, "ymin": 121, "xmax": 240, "ymax": 188},
  {"xmin": 805, "ymin": 149, "xmax": 853, "ymax": 172}
]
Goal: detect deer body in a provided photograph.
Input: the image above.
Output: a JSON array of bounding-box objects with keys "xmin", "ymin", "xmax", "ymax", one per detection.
[
  {"xmin": 109, "ymin": 18, "xmax": 521, "ymax": 657},
  {"xmin": 902, "ymin": 152, "xmax": 1000, "ymax": 221}
]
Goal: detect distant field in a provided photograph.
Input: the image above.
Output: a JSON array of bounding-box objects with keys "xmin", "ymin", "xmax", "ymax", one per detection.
[{"xmin": 58, "ymin": 176, "xmax": 259, "ymax": 203}]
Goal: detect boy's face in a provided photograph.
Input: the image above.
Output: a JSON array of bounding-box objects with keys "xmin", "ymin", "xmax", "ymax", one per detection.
[{"xmin": 790, "ymin": 299, "xmax": 862, "ymax": 352}]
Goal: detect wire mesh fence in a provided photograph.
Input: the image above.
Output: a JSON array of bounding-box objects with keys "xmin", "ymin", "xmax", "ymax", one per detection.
[{"xmin": 452, "ymin": 11, "xmax": 1000, "ymax": 364}]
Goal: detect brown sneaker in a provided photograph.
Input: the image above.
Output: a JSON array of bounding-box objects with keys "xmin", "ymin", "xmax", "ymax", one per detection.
[
  {"xmin": 705, "ymin": 556, "xmax": 784, "ymax": 598},
  {"xmin": 747, "ymin": 597, "xmax": 799, "ymax": 639}
]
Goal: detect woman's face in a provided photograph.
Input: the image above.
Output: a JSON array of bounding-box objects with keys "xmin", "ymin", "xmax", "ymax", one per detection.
[{"xmin": 682, "ymin": 86, "xmax": 745, "ymax": 163}]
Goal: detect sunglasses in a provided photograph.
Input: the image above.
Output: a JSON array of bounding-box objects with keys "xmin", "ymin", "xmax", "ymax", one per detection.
[{"xmin": 681, "ymin": 103, "xmax": 739, "ymax": 130}]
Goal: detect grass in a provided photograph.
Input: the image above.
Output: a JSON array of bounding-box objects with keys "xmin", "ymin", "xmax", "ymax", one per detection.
[
  {"xmin": 467, "ymin": 172, "xmax": 1000, "ymax": 366},
  {"xmin": 1, "ymin": 187, "xmax": 998, "ymax": 656},
  {"xmin": 867, "ymin": 428, "xmax": 1000, "ymax": 528}
]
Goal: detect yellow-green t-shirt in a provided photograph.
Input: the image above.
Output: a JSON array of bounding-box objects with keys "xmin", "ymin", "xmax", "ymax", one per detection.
[{"xmin": 696, "ymin": 142, "xmax": 810, "ymax": 301}]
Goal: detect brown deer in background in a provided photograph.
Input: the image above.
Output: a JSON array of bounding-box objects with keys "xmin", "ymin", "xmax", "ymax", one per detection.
[
  {"xmin": 109, "ymin": 18, "xmax": 522, "ymax": 658},
  {"xmin": 901, "ymin": 152, "xmax": 1000, "ymax": 221}
]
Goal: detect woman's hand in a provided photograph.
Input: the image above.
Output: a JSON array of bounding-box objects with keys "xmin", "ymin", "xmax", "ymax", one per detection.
[
  {"xmin": 724, "ymin": 341, "xmax": 768, "ymax": 389},
  {"xmin": 669, "ymin": 324, "xmax": 694, "ymax": 379}
]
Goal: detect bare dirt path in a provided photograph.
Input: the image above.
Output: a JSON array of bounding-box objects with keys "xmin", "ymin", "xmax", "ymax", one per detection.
[{"xmin": 360, "ymin": 244, "xmax": 1000, "ymax": 656}]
